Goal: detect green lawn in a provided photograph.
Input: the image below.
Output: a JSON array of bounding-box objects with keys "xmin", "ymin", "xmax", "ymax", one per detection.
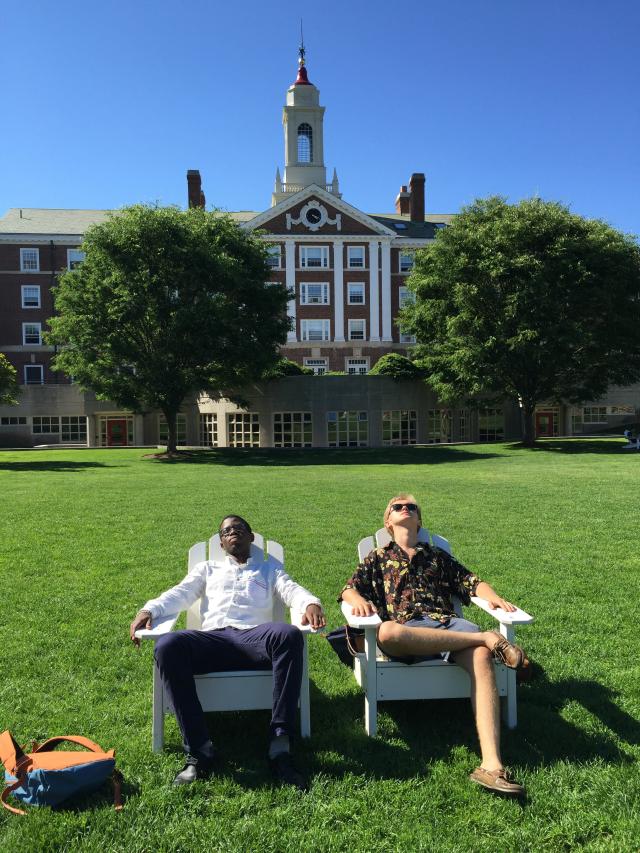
[{"xmin": 1, "ymin": 441, "xmax": 639, "ymax": 852}]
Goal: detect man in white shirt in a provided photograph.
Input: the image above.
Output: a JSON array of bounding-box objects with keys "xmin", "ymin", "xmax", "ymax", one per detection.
[{"xmin": 130, "ymin": 515, "xmax": 325, "ymax": 789}]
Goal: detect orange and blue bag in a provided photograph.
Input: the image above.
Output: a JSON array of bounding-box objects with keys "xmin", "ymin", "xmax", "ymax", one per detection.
[{"xmin": 1, "ymin": 730, "xmax": 122, "ymax": 815}]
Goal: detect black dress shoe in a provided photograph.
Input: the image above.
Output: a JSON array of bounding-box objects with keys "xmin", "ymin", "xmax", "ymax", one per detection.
[
  {"xmin": 268, "ymin": 752, "xmax": 308, "ymax": 791},
  {"xmin": 172, "ymin": 754, "xmax": 216, "ymax": 786}
]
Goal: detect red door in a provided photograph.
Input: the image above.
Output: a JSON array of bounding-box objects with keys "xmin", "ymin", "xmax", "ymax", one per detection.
[
  {"xmin": 535, "ymin": 412, "xmax": 554, "ymax": 437},
  {"xmin": 107, "ymin": 419, "xmax": 128, "ymax": 446}
]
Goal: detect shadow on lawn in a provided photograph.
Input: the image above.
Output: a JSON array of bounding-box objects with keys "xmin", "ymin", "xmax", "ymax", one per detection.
[
  {"xmin": 0, "ymin": 460, "xmax": 118, "ymax": 473},
  {"xmin": 148, "ymin": 446, "xmax": 501, "ymax": 467},
  {"xmin": 507, "ymin": 439, "xmax": 627, "ymax": 455}
]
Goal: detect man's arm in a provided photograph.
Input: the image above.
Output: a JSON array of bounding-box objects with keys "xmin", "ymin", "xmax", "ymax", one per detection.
[
  {"xmin": 130, "ymin": 610, "xmax": 153, "ymax": 647},
  {"xmin": 339, "ymin": 551, "xmax": 379, "ymax": 616},
  {"xmin": 129, "ymin": 563, "xmax": 207, "ymax": 645},
  {"xmin": 474, "ymin": 581, "xmax": 517, "ymax": 612},
  {"xmin": 341, "ymin": 587, "xmax": 377, "ymax": 617},
  {"xmin": 273, "ymin": 567, "xmax": 326, "ymax": 628}
]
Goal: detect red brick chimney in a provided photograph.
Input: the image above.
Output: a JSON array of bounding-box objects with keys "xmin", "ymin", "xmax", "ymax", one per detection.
[
  {"xmin": 187, "ymin": 170, "xmax": 206, "ymax": 209},
  {"xmin": 395, "ymin": 185, "xmax": 411, "ymax": 215},
  {"xmin": 409, "ymin": 173, "xmax": 425, "ymax": 222}
]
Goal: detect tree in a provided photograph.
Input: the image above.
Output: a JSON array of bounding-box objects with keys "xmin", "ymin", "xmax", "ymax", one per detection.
[
  {"xmin": 261, "ymin": 358, "xmax": 313, "ymax": 378},
  {"xmin": 401, "ymin": 196, "xmax": 640, "ymax": 446},
  {"xmin": 48, "ymin": 205, "xmax": 290, "ymax": 453},
  {"xmin": 0, "ymin": 354, "xmax": 19, "ymax": 405},
  {"xmin": 368, "ymin": 352, "xmax": 424, "ymax": 380}
]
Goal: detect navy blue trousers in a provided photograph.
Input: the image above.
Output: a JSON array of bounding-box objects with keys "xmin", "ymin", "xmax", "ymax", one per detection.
[{"xmin": 154, "ymin": 622, "xmax": 303, "ymax": 756}]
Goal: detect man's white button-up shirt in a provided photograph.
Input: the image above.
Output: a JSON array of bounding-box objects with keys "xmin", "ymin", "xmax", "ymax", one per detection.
[{"xmin": 143, "ymin": 548, "xmax": 320, "ymax": 631}]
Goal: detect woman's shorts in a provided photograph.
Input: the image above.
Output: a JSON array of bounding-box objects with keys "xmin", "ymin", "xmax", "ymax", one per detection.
[{"xmin": 377, "ymin": 615, "xmax": 481, "ymax": 664}]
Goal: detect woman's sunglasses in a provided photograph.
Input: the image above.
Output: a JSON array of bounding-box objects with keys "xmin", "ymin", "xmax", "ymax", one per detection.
[{"xmin": 390, "ymin": 503, "xmax": 418, "ymax": 513}]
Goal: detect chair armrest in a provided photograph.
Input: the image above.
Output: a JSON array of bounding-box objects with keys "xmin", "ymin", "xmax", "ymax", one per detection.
[
  {"xmin": 290, "ymin": 608, "xmax": 325, "ymax": 634},
  {"xmin": 341, "ymin": 601, "xmax": 382, "ymax": 628},
  {"xmin": 470, "ymin": 597, "xmax": 534, "ymax": 625},
  {"xmin": 134, "ymin": 613, "xmax": 180, "ymax": 639}
]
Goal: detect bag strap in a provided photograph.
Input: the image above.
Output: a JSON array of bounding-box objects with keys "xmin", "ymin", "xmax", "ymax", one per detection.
[
  {"xmin": 34, "ymin": 735, "xmax": 105, "ymax": 754},
  {"xmin": 1, "ymin": 777, "xmax": 27, "ymax": 816}
]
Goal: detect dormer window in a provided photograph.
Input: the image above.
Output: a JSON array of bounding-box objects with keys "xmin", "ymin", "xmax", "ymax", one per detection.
[{"xmin": 297, "ymin": 123, "xmax": 313, "ymax": 162}]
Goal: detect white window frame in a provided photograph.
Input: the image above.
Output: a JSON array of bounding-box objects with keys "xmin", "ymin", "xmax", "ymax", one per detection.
[
  {"xmin": 300, "ymin": 246, "xmax": 329, "ymax": 269},
  {"xmin": 1, "ymin": 416, "xmax": 28, "ymax": 426},
  {"xmin": 345, "ymin": 357, "xmax": 369, "ymax": 375},
  {"xmin": 273, "ymin": 412, "xmax": 313, "ymax": 448},
  {"xmin": 21, "ymin": 285, "xmax": 41, "ymax": 308},
  {"xmin": 300, "ymin": 319, "xmax": 330, "ymax": 342},
  {"xmin": 227, "ymin": 412, "xmax": 260, "ymax": 448},
  {"xmin": 22, "ymin": 322, "xmax": 42, "ymax": 345},
  {"xmin": 382, "ymin": 410, "xmax": 418, "ymax": 446},
  {"xmin": 327, "ymin": 410, "xmax": 369, "ymax": 447},
  {"xmin": 199, "ymin": 414, "xmax": 218, "ymax": 447},
  {"xmin": 24, "ymin": 364, "xmax": 44, "ymax": 385},
  {"xmin": 348, "ymin": 319, "xmax": 366, "ymax": 341},
  {"xmin": 158, "ymin": 414, "xmax": 188, "ymax": 447},
  {"xmin": 582, "ymin": 406, "xmax": 608, "ymax": 424},
  {"xmin": 61, "ymin": 416, "xmax": 88, "ymax": 443},
  {"xmin": 67, "ymin": 249, "xmax": 86, "ymax": 269},
  {"xmin": 266, "ymin": 245, "xmax": 281, "ymax": 269},
  {"xmin": 20, "ymin": 248, "xmax": 39, "ymax": 272},
  {"xmin": 347, "ymin": 246, "xmax": 365, "ymax": 269},
  {"xmin": 32, "ymin": 416, "xmax": 60, "ymax": 434},
  {"xmin": 347, "ymin": 282, "xmax": 366, "ymax": 305},
  {"xmin": 300, "ymin": 282, "xmax": 330, "ymax": 305},
  {"xmin": 399, "ymin": 251, "xmax": 414, "ymax": 273},
  {"xmin": 304, "ymin": 357, "xmax": 328, "ymax": 375}
]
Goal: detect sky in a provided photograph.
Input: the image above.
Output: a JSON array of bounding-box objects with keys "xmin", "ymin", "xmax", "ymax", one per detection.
[{"xmin": 2, "ymin": 0, "xmax": 639, "ymax": 236}]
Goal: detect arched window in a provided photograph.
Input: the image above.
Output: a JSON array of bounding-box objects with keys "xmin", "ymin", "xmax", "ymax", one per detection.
[{"xmin": 297, "ymin": 123, "xmax": 313, "ymax": 162}]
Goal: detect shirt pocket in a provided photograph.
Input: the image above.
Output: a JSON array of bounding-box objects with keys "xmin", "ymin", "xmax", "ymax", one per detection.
[{"xmin": 246, "ymin": 574, "xmax": 270, "ymax": 602}]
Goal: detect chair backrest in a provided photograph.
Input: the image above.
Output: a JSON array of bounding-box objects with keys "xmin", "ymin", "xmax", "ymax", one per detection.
[
  {"xmin": 186, "ymin": 533, "xmax": 285, "ymax": 629},
  {"xmin": 356, "ymin": 526, "xmax": 461, "ymax": 617}
]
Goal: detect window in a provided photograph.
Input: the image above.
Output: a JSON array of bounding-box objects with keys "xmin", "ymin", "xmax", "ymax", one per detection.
[
  {"xmin": 301, "ymin": 319, "xmax": 330, "ymax": 341},
  {"xmin": 199, "ymin": 414, "xmax": 218, "ymax": 447},
  {"xmin": 327, "ymin": 411, "xmax": 368, "ymax": 447},
  {"xmin": 382, "ymin": 410, "xmax": 417, "ymax": 446},
  {"xmin": 67, "ymin": 249, "xmax": 86, "ymax": 269},
  {"xmin": 274, "ymin": 412, "xmax": 313, "ymax": 448},
  {"xmin": 266, "ymin": 245, "xmax": 281, "ymax": 269},
  {"xmin": 300, "ymin": 283, "xmax": 330, "ymax": 305},
  {"xmin": 347, "ymin": 246, "xmax": 365, "ymax": 268},
  {"xmin": 20, "ymin": 248, "xmax": 39, "ymax": 271},
  {"xmin": 427, "ymin": 410, "xmax": 452, "ymax": 443},
  {"xmin": 61, "ymin": 416, "xmax": 87, "ymax": 443},
  {"xmin": 227, "ymin": 413, "xmax": 260, "ymax": 448},
  {"xmin": 348, "ymin": 319, "xmax": 366, "ymax": 341},
  {"xmin": 399, "ymin": 252, "xmax": 414, "ymax": 272},
  {"xmin": 571, "ymin": 411, "xmax": 583, "ymax": 434},
  {"xmin": 304, "ymin": 358, "xmax": 328, "ymax": 375},
  {"xmin": 609, "ymin": 405, "xmax": 635, "ymax": 415},
  {"xmin": 32, "ymin": 416, "xmax": 60, "ymax": 434},
  {"xmin": 159, "ymin": 414, "xmax": 187, "ymax": 446},
  {"xmin": 582, "ymin": 406, "xmax": 607, "ymax": 424},
  {"xmin": 458, "ymin": 410, "xmax": 469, "ymax": 441},
  {"xmin": 99, "ymin": 416, "xmax": 134, "ymax": 447},
  {"xmin": 300, "ymin": 246, "xmax": 329, "ymax": 269},
  {"xmin": 21, "ymin": 285, "xmax": 41, "ymax": 308},
  {"xmin": 398, "ymin": 286, "xmax": 415, "ymax": 308},
  {"xmin": 23, "ymin": 323, "xmax": 42, "ymax": 345},
  {"xmin": 478, "ymin": 408, "xmax": 504, "ymax": 442},
  {"xmin": 1, "ymin": 416, "xmax": 27, "ymax": 426},
  {"xmin": 345, "ymin": 357, "xmax": 369, "ymax": 375},
  {"xmin": 399, "ymin": 332, "xmax": 416, "ymax": 344},
  {"xmin": 347, "ymin": 283, "xmax": 365, "ymax": 305},
  {"xmin": 297, "ymin": 123, "xmax": 313, "ymax": 162},
  {"xmin": 24, "ymin": 364, "xmax": 43, "ymax": 384}
]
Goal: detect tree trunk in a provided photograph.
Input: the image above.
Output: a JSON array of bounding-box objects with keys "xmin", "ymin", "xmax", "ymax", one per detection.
[
  {"xmin": 520, "ymin": 401, "xmax": 536, "ymax": 447},
  {"xmin": 165, "ymin": 409, "xmax": 178, "ymax": 454}
]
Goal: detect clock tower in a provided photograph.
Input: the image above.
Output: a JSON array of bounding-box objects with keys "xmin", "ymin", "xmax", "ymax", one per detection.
[{"xmin": 272, "ymin": 44, "xmax": 340, "ymax": 206}]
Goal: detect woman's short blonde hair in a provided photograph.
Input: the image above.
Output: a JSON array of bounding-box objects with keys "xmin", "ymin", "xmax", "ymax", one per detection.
[{"xmin": 383, "ymin": 494, "xmax": 422, "ymax": 534}]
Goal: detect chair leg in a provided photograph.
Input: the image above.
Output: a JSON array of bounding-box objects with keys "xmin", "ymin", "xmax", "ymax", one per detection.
[
  {"xmin": 364, "ymin": 628, "xmax": 378, "ymax": 737},
  {"xmin": 299, "ymin": 637, "xmax": 311, "ymax": 738},
  {"xmin": 152, "ymin": 659, "xmax": 165, "ymax": 752},
  {"xmin": 499, "ymin": 624, "xmax": 518, "ymax": 729}
]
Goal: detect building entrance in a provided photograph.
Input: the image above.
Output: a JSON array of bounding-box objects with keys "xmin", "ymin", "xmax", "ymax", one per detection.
[
  {"xmin": 106, "ymin": 418, "xmax": 129, "ymax": 446},
  {"xmin": 535, "ymin": 411, "xmax": 557, "ymax": 437}
]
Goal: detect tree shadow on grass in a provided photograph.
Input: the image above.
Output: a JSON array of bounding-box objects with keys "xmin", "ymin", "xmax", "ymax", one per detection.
[
  {"xmin": 147, "ymin": 446, "xmax": 502, "ymax": 468},
  {"xmin": 507, "ymin": 439, "xmax": 627, "ymax": 455},
  {"xmin": 0, "ymin": 460, "xmax": 119, "ymax": 473}
]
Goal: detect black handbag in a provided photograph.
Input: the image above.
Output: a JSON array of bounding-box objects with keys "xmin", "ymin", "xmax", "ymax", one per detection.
[{"xmin": 326, "ymin": 625, "xmax": 364, "ymax": 668}]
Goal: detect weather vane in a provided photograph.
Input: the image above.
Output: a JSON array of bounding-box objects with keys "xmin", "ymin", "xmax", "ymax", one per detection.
[{"xmin": 299, "ymin": 20, "xmax": 305, "ymax": 66}]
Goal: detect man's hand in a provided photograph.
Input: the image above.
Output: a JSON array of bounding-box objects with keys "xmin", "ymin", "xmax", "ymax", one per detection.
[
  {"xmin": 484, "ymin": 594, "xmax": 516, "ymax": 612},
  {"xmin": 130, "ymin": 610, "xmax": 153, "ymax": 647},
  {"xmin": 349, "ymin": 599, "xmax": 378, "ymax": 618},
  {"xmin": 301, "ymin": 603, "xmax": 326, "ymax": 630}
]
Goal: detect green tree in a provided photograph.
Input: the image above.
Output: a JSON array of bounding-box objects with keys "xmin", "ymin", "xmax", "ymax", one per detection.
[
  {"xmin": 48, "ymin": 205, "xmax": 290, "ymax": 453},
  {"xmin": 368, "ymin": 352, "xmax": 424, "ymax": 380},
  {"xmin": 402, "ymin": 196, "xmax": 640, "ymax": 446},
  {"xmin": 0, "ymin": 354, "xmax": 19, "ymax": 405},
  {"xmin": 261, "ymin": 358, "xmax": 313, "ymax": 378}
]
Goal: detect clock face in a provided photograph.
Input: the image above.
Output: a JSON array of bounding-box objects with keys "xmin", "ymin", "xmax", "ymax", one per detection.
[{"xmin": 306, "ymin": 207, "xmax": 322, "ymax": 225}]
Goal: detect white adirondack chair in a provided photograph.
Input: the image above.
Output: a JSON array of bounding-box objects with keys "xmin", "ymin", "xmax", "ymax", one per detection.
[
  {"xmin": 136, "ymin": 533, "xmax": 315, "ymax": 752},
  {"xmin": 342, "ymin": 527, "xmax": 534, "ymax": 737}
]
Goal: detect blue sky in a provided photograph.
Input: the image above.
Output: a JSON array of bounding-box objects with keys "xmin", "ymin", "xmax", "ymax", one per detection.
[{"xmin": 2, "ymin": 0, "xmax": 639, "ymax": 235}]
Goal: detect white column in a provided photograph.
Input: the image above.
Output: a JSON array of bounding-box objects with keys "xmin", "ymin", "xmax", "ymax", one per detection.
[
  {"xmin": 381, "ymin": 241, "xmax": 392, "ymax": 341},
  {"xmin": 369, "ymin": 240, "xmax": 380, "ymax": 342},
  {"xmin": 333, "ymin": 240, "xmax": 344, "ymax": 341},
  {"xmin": 285, "ymin": 241, "xmax": 297, "ymax": 342}
]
